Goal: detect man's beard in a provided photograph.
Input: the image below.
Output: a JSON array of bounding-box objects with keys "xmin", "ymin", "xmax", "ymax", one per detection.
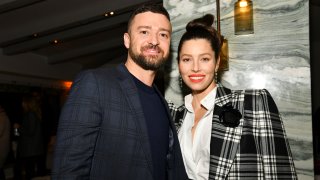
[{"xmin": 129, "ymin": 44, "xmax": 168, "ymax": 71}]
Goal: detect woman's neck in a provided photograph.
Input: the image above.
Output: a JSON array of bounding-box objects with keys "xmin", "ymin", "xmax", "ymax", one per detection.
[{"xmin": 191, "ymin": 82, "xmax": 217, "ymax": 109}]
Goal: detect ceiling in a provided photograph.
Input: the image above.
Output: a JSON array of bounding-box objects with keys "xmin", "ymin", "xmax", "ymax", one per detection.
[
  {"xmin": 0, "ymin": 0, "xmax": 319, "ymax": 88},
  {"xmin": 0, "ymin": 0, "xmax": 161, "ymax": 85}
]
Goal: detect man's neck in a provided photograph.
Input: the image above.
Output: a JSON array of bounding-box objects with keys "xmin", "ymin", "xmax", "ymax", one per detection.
[{"xmin": 125, "ymin": 59, "xmax": 156, "ymax": 87}]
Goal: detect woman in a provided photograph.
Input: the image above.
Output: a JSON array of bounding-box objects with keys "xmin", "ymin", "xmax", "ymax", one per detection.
[
  {"xmin": 16, "ymin": 95, "xmax": 44, "ymax": 180},
  {"xmin": 169, "ymin": 14, "xmax": 297, "ymax": 179}
]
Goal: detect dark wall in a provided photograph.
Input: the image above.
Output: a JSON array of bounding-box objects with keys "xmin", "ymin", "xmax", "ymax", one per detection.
[
  {"xmin": 311, "ymin": 0, "xmax": 320, "ymax": 113},
  {"xmin": 0, "ymin": 84, "xmax": 64, "ymax": 137},
  {"xmin": 310, "ymin": 3, "xmax": 320, "ymax": 174}
]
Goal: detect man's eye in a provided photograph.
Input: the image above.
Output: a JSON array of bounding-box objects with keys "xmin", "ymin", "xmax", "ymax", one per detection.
[
  {"xmin": 160, "ymin": 33, "xmax": 168, "ymax": 38},
  {"xmin": 140, "ymin": 31, "xmax": 148, "ymax": 35}
]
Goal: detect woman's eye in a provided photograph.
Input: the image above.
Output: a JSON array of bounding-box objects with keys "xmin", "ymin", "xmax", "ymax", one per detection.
[
  {"xmin": 181, "ymin": 58, "xmax": 190, "ymax": 62},
  {"xmin": 202, "ymin": 58, "xmax": 210, "ymax": 61}
]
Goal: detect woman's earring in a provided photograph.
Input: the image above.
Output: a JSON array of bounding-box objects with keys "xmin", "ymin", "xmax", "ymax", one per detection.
[
  {"xmin": 179, "ymin": 75, "xmax": 183, "ymax": 88},
  {"xmin": 215, "ymin": 71, "xmax": 218, "ymax": 83}
]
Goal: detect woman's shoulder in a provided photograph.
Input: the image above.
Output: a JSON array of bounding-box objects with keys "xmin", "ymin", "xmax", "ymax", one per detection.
[
  {"xmin": 228, "ymin": 86, "xmax": 272, "ymax": 100},
  {"xmin": 241, "ymin": 89, "xmax": 275, "ymax": 103},
  {"xmin": 167, "ymin": 100, "xmax": 187, "ymax": 126},
  {"xmin": 167, "ymin": 100, "xmax": 185, "ymax": 112},
  {"xmin": 242, "ymin": 88, "xmax": 270, "ymax": 94}
]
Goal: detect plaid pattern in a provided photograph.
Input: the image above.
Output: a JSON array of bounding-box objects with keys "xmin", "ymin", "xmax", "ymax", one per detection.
[{"xmin": 169, "ymin": 84, "xmax": 297, "ymax": 180}]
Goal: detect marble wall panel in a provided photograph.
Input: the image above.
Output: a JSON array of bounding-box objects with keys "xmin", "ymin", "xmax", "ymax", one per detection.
[{"xmin": 164, "ymin": 0, "xmax": 313, "ymax": 179}]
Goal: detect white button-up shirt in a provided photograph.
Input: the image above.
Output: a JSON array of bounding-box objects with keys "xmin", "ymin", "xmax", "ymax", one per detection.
[{"xmin": 178, "ymin": 87, "xmax": 217, "ymax": 180}]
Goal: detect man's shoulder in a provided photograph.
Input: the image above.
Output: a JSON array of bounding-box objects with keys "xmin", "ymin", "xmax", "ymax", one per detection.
[
  {"xmin": 91, "ymin": 65, "xmax": 118, "ymax": 75},
  {"xmin": 78, "ymin": 64, "xmax": 123, "ymax": 80}
]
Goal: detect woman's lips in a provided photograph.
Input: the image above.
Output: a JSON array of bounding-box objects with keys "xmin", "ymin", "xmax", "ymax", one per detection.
[{"xmin": 189, "ymin": 74, "xmax": 205, "ymax": 83}]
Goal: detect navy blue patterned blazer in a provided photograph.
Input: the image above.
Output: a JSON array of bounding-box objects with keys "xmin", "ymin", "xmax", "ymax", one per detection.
[
  {"xmin": 52, "ymin": 64, "xmax": 188, "ymax": 180},
  {"xmin": 169, "ymin": 84, "xmax": 297, "ymax": 179}
]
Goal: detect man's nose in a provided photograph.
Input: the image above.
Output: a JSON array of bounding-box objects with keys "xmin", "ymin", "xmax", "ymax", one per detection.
[{"xmin": 149, "ymin": 33, "xmax": 159, "ymax": 46}]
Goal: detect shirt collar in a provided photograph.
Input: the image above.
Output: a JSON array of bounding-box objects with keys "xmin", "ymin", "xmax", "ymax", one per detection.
[{"xmin": 184, "ymin": 87, "xmax": 217, "ymax": 113}]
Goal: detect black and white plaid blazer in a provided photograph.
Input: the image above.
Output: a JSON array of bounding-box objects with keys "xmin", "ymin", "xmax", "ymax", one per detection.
[{"xmin": 168, "ymin": 84, "xmax": 297, "ymax": 179}]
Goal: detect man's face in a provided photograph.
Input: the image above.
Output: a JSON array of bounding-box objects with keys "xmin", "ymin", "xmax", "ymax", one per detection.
[{"xmin": 124, "ymin": 12, "xmax": 172, "ymax": 71}]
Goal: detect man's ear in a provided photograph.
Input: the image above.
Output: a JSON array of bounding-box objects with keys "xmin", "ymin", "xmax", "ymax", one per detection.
[{"xmin": 124, "ymin": 33, "xmax": 130, "ymax": 49}]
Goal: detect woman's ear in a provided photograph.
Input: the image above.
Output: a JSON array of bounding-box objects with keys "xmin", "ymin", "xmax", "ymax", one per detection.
[
  {"xmin": 123, "ymin": 33, "xmax": 130, "ymax": 49},
  {"xmin": 215, "ymin": 56, "xmax": 221, "ymax": 72}
]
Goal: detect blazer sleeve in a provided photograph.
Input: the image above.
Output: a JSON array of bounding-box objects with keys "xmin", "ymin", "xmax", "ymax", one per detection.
[
  {"xmin": 52, "ymin": 70, "xmax": 102, "ymax": 179},
  {"xmin": 167, "ymin": 101, "xmax": 179, "ymax": 123},
  {"xmin": 255, "ymin": 89, "xmax": 297, "ymax": 179},
  {"xmin": 167, "ymin": 101, "xmax": 186, "ymax": 132}
]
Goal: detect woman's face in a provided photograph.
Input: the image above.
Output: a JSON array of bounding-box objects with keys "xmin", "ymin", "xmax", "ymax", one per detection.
[{"xmin": 178, "ymin": 39, "xmax": 220, "ymax": 94}]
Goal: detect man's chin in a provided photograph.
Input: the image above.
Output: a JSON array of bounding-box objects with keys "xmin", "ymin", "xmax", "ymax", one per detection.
[
  {"xmin": 141, "ymin": 61, "xmax": 165, "ymax": 71},
  {"xmin": 131, "ymin": 53, "xmax": 168, "ymax": 71},
  {"xmin": 143, "ymin": 53, "xmax": 159, "ymax": 60}
]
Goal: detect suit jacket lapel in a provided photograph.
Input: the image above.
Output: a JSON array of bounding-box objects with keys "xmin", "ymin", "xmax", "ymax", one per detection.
[
  {"xmin": 116, "ymin": 64, "xmax": 153, "ymax": 175},
  {"xmin": 209, "ymin": 84, "xmax": 244, "ymax": 179}
]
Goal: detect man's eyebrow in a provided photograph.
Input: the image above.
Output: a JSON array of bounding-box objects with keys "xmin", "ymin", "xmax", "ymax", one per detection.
[
  {"xmin": 137, "ymin": 26, "xmax": 151, "ymax": 29},
  {"xmin": 137, "ymin": 26, "xmax": 171, "ymax": 33},
  {"xmin": 159, "ymin": 27, "xmax": 171, "ymax": 33}
]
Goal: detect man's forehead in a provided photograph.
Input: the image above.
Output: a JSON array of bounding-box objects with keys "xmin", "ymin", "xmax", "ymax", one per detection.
[
  {"xmin": 131, "ymin": 12, "xmax": 171, "ymax": 30},
  {"xmin": 132, "ymin": 12, "xmax": 170, "ymax": 24}
]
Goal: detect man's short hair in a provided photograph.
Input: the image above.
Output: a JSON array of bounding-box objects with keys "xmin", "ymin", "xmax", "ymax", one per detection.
[{"xmin": 127, "ymin": 2, "xmax": 170, "ymax": 32}]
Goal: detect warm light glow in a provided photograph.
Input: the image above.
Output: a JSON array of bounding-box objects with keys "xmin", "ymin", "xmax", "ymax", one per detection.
[
  {"xmin": 234, "ymin": 0, "xmax": 254, "ymax": 35},
  {"xmin": 239, "ymin": 6, "xmax": 249, "ymax": 13},
  {"xmin": 104, "ymin": 11, "xmax": 114, "ymax": 17},
  {"xmin": 239, "ymin": 0, "xmax": 248, "ymax": 7},
  {"xmin": 63, "ymin": 81, "xmax": 72, "ymax": 89},
  {"xmin": 33, "ymin": 33, "xmax": 38, "ymax": 37},
  {"xmin": 53, "ymin": 39, "xmax": 59, "ymax": 44}
]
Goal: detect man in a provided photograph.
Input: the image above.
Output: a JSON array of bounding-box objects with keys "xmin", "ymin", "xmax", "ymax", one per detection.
[{"xmin": 51, "ymin": 3, "xmax": 187, "ymax": 180}]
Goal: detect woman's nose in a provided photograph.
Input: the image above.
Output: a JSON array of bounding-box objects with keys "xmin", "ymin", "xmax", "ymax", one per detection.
[{"xmin": 192, "ymin": 61, "xmax": 199, "ymax": 72}]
